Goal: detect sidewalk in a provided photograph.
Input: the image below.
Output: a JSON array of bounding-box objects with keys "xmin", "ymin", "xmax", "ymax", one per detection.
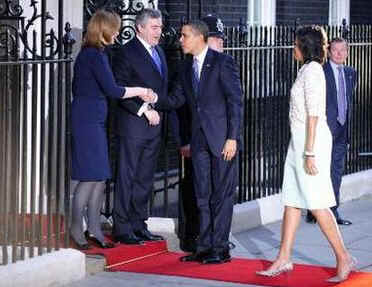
[{"xmin": 65, "ymin": 194, "xmax": 372, "ymax": 287}]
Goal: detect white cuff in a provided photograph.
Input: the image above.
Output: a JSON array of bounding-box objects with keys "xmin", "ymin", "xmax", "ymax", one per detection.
[{"xmin": 137, "ymin": 102, "xmax": 150, "ymax": 117}]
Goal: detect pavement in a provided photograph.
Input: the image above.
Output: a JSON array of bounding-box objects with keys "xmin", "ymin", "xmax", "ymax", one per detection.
[{"xmin": 64, "ymin": 193, "xmax": 372, "ymax": 287}]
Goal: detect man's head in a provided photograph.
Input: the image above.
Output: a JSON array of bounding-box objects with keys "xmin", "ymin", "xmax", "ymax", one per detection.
[
  {"xmin": 180, "ymin": 20, "xmax": 209, "ymax": 56},
  {"xmin": 202, "ymin": 15, "xmax": 224, "ymax": 52},
  {"xmin": 135, "ymin": 8, "xmax": 162, "ymax": 46},
  {"xmin": 328, "ymin": 37, "xmax": 349, "ymax": 65}
]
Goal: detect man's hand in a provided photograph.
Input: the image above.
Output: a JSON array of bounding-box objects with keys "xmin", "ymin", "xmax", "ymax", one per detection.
[
  {"xmin": 180, "ymin": 144, "xmax": 191, "ymax": 158},
  {"xmin": 138, "ymin": 88, "xmax": 158, "ymax": 103},
  {"xmin": 222, "ymin": 139, "xmax": 237, "ymax": 161},
  {"xmin": 144, "ymin": 110, "xmax": 160, "ymax": 125}
]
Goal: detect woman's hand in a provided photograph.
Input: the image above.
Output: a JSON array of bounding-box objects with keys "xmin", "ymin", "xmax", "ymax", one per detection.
[
  {"xmin": 138, "ymin": 88, "xmax": 157, "ymax": 103},
  {"xmin": 304, "ymin": 156, "xmax": 318, "ymax": 176}
]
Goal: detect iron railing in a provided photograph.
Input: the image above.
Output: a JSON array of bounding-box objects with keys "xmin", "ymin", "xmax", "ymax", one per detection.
[
  {"xmin": 0, "ymin": 0, "xmax": 74, "ymax": 265},
  {"xmin": 224, "ymin": 23, "xmax": 372, "ymax": 203}
]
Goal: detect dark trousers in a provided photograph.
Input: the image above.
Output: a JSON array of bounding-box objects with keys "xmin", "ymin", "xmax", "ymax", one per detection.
[
  {"xmin": 113, "ymin": 135, "xmax": 161, "ymax": 236},
  {"xmin": 330, "ymin": 123, "xmax": 348, "ymax": 219},
  {"xmin": 192, "ymin": 129, "xmax": 237, "ymax": 253},
  {"xmin": 178, "ymin": 157, "xmax": 199, "ymax": 241}
]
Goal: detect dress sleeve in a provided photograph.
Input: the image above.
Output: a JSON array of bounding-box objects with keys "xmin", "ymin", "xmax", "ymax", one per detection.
[
  {"xmin": 303, "ymin": 63, "xmax": 324, "ymax": 117},
  {"xmin": 91, "ymin": 51, "xmax": 126, "ymax": 99}
]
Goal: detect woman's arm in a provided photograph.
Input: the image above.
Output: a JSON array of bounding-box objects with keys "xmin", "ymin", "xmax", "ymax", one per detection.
[{"xmin": 304, "ymin": 116, "xmax": 319, "ymax": 175}]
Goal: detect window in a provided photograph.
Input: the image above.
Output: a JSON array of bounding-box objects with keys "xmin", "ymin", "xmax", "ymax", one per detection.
[
  {"xmin": 329, "ymin": 0, "xmax": 350, "ymax": 26},
  {"xmin": 247, "ymin": 0, "xmax": 276, "ymax": 26}
]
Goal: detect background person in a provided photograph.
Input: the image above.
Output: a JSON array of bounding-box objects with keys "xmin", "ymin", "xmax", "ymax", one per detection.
[
  {"xmin": 70, "ymin": 10, "xmax": 154, "ymax": 250},
  {"xmin": 256, "ymin": 26, "xmax": 355, "ymax": 283}
]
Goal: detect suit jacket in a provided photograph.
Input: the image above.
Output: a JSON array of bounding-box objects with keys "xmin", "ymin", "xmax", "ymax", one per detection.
[
  {"xmin": 112, "ymin": 37, "xmax": 168, "ymax": 139},
  {"xmin": 323, "ymin": 61, "xmax": 357, "ymax": 140},
  {"xmin": 158, "ymin": 48, "xmax": 242, "ymax": 157}
]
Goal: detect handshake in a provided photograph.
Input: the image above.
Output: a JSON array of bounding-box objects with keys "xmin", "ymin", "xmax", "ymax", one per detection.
[
  {"xmin": 138, "ymin": 88, "xmax": 158, "ymax": 104},
  {"xmin": 138, "ymin": 88, "xmax": 160, "ymax": 126}
]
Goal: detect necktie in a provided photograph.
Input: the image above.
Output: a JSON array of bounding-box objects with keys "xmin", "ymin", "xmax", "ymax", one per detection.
[
  {"xmin": 337, "ymin": 66, "xmax": 347, "ymax": 125},
  {"xmin": 192, "ymin": 58, "xmax": 200, "ymax": 94},
  {"xmin": 151, "ymin": 47, "xmax": 162, "ymax": 76}
]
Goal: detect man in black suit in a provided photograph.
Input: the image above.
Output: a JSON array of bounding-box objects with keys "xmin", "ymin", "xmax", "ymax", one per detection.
[
  {"xmin": 112, "ymin": 8, "xmax": 167, "ymax": 244},
  {"xmin": 307, "ymin": 38, "xmax": 357, "ymax": 225},
  {"xmin": 169, "ymin": 15, "xmax": 226, "ymax": 253},
  {"xmin": 157, "ymin": 20, "xmax": 242, "ymax": 264}
]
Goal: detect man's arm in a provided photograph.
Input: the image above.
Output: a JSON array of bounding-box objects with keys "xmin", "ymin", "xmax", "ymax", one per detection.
[
  {"xmin": 220, "ymin": 55, "xmax": 242, "ymax": 141},
  {"xmin": 112, "ymin": 46, "xmax": 148, "ymax": 116}
]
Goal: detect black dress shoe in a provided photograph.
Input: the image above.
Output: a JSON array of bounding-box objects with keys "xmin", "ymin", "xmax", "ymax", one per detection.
[
  {"xmin": 336, "ymin": 218, "xmax": 352, "ymax": 225},
  {"xmin": 84, "ymin": 231, "xmax": 115, "ymax": 249},
  {"xmin": 202, "ymin": 252, "xmax": 223, "ymax": 264},
  {"xmin": 134, "ymin": 229, "xmax": 164, "ymax": 241},
  {"xmin": 114, "ymin": 234, "xmax": 144, "ymax": 245},
  {"xmin": 180, "ymin": 250, "xmax": 210, "ymax": 262},
  {"xmin": 218, "ymin": 248, "xmax": 232, "ymax": 263}
]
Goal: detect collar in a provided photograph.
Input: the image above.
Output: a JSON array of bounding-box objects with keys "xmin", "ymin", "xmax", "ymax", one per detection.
[
  {"xmin": 194, "ymin": 45, "xmax": 209, "ymax": 66},
  {"xmin": 136, "ymin": 35, "xmax": 152, "ymax": 54},
  {"xmin": 329, "ymin": 59, "xmax": 344, "ymax": 71}
]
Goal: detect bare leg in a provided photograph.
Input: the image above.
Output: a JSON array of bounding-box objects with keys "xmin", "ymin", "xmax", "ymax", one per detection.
[
  {"xmin": 265, "ymin": 206, "xmax": 302, "ymax": 271},
  {"xmin": 310, "ymin": 208, "xmax": 352, "ymax": 275}
]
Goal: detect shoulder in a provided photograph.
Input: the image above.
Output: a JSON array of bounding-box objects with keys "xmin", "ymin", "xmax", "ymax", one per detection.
[
  {"xmin": 76, "ymin": 47, "xmax": 105, "ymax": 65},
  {"xmin": 302, "ymin": 61, "xmax": 324, "ymax": 75}
]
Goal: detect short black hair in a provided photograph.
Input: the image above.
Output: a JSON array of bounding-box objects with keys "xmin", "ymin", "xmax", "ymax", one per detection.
[
  {"xmin": 184, "ymin": 20, "xmax": 209, "ymax": 42},
  {"xmin": 295, "ymin": 25, "xmax": 328, "ymax": 64}
]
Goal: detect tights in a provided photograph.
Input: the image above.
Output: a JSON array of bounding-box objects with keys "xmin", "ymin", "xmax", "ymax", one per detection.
[{"xmin": 70, "ymin": 181, "xmax": 106, "ymax": 244}]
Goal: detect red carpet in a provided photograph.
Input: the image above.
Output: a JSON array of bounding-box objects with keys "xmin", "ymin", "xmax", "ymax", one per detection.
[{"xmin": 82, "ymin": 241, "xmax": 372, "ymax": 287}]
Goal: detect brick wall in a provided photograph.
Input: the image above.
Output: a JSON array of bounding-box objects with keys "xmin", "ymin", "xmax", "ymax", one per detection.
[
  {"xmin": 276, "ymin": 0, "xmax": 329, "ymax": 25},
  {"xmin": 350, "ymin": 0, "xmax": 372, "ymax": 24},
  {"xmin": 158, "ymin": 0, "xmax": 247, "ymax": 28}
]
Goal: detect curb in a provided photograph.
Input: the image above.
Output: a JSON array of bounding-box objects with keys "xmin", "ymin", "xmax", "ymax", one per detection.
[{"xmin": 0, "ymin": 248, "xmax": 85, "ymax": 287}]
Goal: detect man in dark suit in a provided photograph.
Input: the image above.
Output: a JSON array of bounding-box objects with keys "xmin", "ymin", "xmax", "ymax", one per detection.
[
  {"xmin": 169, "ymin": 15, "xmax": 226, "ymax": 253},
  {"xmin": 112, "ymin": 8, "xmax": 167, "ymax": 244},
  {"xmin": 157, "ymin": 20, "xmax": 242, "ymax": 264},
  {"xmin": 307, "ymin": 37, "xmax": 357, "ymax": 225}
]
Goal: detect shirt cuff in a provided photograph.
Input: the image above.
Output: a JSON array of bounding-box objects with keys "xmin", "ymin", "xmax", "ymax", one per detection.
[{"xmin": 137, "ymin": 102, "xmax": 150, "ymax": 117}]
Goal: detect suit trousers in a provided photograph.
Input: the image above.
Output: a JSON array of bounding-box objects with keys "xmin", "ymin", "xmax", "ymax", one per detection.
[
  {"xmin": 113, "ymin": 135, "xmax": 161, "ymax": 236},
  {"xmin": 178, "ymin": 157, "xmax": 199, "ymax": 241},
  {"xmin": 192, "ymin": 128, "xmax": 237, "ymax": 253},
  {"xmin": 330, "ymin": 123, "xmax": 348, "ymax": 219}
]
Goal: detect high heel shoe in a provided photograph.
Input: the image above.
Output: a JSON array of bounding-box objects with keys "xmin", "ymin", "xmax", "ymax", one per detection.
[
  {"xmin": 256, "ymin": 261, "xmax": 293, "ymax": 277},
  {"xmin": 326, "ymin": 256, "xmax": 357, "ymax": 283},
  {"xmin": 84, "ymin": 231, "xmax": 115, "ymax": 249}
]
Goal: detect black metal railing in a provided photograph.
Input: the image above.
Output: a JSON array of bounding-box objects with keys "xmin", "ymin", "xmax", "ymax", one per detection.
[
  {"xmin": 224, "ymin": 23, "xmax": 372, "ymax": 203},
  {"xmin": 0, "ymin": 0, "xmax": 74, "ymax": 265}
]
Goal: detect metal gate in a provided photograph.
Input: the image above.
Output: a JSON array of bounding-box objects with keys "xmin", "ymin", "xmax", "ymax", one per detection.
[{"xmin": 0, "ymin": 0, "xmax": 75, "ymax": 265}]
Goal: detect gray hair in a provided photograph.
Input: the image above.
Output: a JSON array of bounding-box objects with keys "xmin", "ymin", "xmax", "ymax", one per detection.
[
  {"xmin": 184, "ymin": 20, "xmax": 209, "ymax": 42},
  {"xmin": 329, "ymin": 37, "xmax": 349, "ymax": 50},
  {"xmin": 135, "ymin": 8, "xmax": 162, "ymax": 30}
]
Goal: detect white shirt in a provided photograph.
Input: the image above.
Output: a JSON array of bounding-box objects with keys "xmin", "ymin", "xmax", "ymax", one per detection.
[
  {"xmin": 193, "ymin": 45, "xmax": 209, "ymax": 79},
  {"xmin": 329, "ymin": 59, "xmax": 346, "ymax": 96}
]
